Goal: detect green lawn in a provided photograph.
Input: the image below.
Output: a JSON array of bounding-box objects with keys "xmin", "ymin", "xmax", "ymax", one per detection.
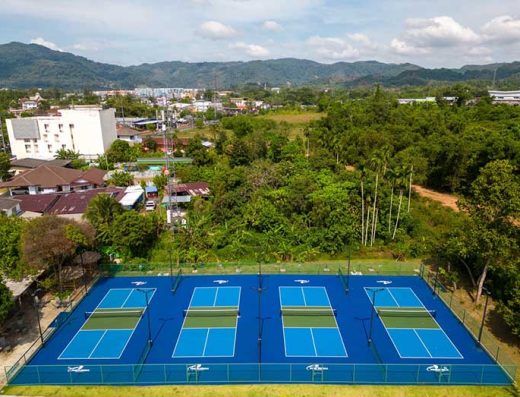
[{"xmin": 3, "ymin": 384, "xmax": 518, "ymax": 397}]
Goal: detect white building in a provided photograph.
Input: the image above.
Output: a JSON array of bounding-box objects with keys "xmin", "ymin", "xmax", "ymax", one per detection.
[
  {"xmin": 488, "ymin": 90, "xmax": 520, "ymax": 105},
  {"xmin": 6, "ymin": 107, "xmax": 117, "ymax": 161}
]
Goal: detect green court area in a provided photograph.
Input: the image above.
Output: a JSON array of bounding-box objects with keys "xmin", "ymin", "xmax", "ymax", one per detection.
[
  {"xmin": 282, "ymin": 307, "xmax": 337, "ymax": 328},
  {"xmin": 83, "ymin": 309, "xmax": 143, "ymax": 330},
  {"xmin": 184, "ymin": 308, "xmax": 238, "ymax": 328},
  {"xmin": 377, "ymin": 308, "xmax": 438, "ymax": 329}
]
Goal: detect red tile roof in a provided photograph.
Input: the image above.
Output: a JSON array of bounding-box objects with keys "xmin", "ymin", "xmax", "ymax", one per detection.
[
  {"xmin": 16, "ymin": 194, "xmax": 60, "ymax": 213},
  {"xmin": 0, "ymin": 166, "xmax": 106, "ymax": 189},
  {"xmin": 47, "ymin": 188, "xmax": 124, "ymax": 215}
]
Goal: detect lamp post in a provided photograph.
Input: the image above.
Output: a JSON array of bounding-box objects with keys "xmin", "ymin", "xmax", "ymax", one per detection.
[
  {"xmin": 368, "ymin": 287, "xmax": 384, "ymax": 345},
  {"xmin": 32, "ymin": 288, "xmax": 44, "ymax": 344},
  {"xmin": 478, "ymin": 286, "xmax": 490, "ymax": 344},
  {"xmin": 137, "ymin": 288, "xmax": 153, "ymax": 346}
]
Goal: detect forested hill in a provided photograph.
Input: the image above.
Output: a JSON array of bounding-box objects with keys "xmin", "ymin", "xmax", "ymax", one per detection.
[{"xmin": 1, "ymin": 42, "xmax": 520, "ymax": 89}]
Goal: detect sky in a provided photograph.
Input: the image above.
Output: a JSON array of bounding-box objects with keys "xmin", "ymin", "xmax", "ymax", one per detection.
[{"xmin": 0, "ymin": 0, "xmax": 519, "ymax": 68}]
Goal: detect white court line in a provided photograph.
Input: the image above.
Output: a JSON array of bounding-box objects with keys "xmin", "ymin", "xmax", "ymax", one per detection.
[
  {"xmin": 201, "ymin": 329, "xmax": 211, "ymax": 356},
  {"xmin": 309, "ymin": 328, "xmax": 318, "ymax": 356},
  {"xmin": 120, "ymin": 289, "xmax": 135, "ymax": 308},
  {"xmin": 300, "ymin": 287, "xmax": 307, "ymax": 306},
  {"xmin": 213, "ymin": 287, "xmax": 220, "ymax": 307},
  {"xmin": 413, "ymin": 329, "xmax": 433, "ymax": 358},
  {"xmin": 87, "ymin": 330, "xmax": 108, "ymax": 359},
  {"xmin": 386, "ymin": 288, "xmax": 400, "ymax": 307}
]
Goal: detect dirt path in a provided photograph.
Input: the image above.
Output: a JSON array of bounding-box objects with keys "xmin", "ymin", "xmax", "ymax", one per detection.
[{"xmin": 412, "ymin": 185, "xmax": 459, "ymax": 211}]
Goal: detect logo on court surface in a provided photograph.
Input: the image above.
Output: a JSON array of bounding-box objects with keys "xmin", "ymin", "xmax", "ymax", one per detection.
[
  {"xmin": 294, "ymin": 279, "xmax": 310, "ymax": 284},
  {"xmin": 67, "ymin": 365, "xmax": 90, "ymax": 373},
  {"xmin": 188, "ymin": 364, "xmax": 209, "ymax": 372},
  {"xmin": 426, "ymin": 365, "xmax": 449, "ymax": 373},
  {"xmin": 213, "ymin": 280, "xmax": 229, "ymax": 285},
  {"xmin": 376, "ymin": 280, "xmax": 393, "ymax": 285},
  {"xmin": 306, "ymin": 364, "xmax": 328, "ymax": 371},
  {"xmin": 131, "ymin": 281, "xmax": 147, "ymax": 286}
]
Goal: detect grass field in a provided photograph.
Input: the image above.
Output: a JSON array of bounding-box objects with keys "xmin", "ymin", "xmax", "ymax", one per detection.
[
  {"xmin": 260, "ymin": 111, "xmax": 324, "ymax": 124},
  {"xmin": 3, "ymin": 384, "xmax": 518, "ymax": 397}
]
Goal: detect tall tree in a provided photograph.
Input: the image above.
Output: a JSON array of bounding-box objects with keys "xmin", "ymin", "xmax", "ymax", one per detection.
[
  {"xmin": 84, "ymin": 194, "xmax": 124, "ymax": 244},
  {"xmin": 458, "ymin": 160, "xmax": 520, "ymax": 302}
]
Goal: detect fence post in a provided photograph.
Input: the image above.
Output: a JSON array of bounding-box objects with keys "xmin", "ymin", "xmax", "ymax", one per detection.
[
  {"xmin": 289, "ymin": 363, "xmax": 292, "ymax": 382},
  {"xmin": 163, "ymin": 364, "xmax": 167, "ymax": 383},
  {"xmin": 495, "ymin": 347, "xmax": 500, "ymax": 361},
  {"xmin": 449, "ymin": 292, "xmax": 453, "ymax": 308},
  {"xmin": 416, "ymin": 364, "xmax": 420, "ymax": 383},
  {"xmin": 462, "ymin": 310, "xmax": 466, "ymax": 325},
  {"xmin": 36, "ymin": 365, "xmax": 41, "ymax": 384},
  {"xmin": 100, "ymin": 364, "xmax": 104, "ymax": 384}
]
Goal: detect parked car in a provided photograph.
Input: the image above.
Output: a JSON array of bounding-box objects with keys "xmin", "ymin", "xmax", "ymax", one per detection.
[{"xmin": 145, "ymin": 200, "xmax": 156, "ymax": 211}]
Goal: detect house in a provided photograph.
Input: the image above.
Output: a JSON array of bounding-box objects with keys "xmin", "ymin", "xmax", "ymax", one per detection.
[
  {"xmin": 116, "ymin": 124, "xmax": 144, "ymax": 145},
  {"xmin": 162, "ymin": 181, "xmax": 210, "ymax": 206},
  {"xmin": 0, "ymin": 197, "xmax": 22, "ymax": 216},
  {"xmin": 9, "ymin": 158, "xmax": 72, "ymax": 176},
  {"xmin": 145, "ymin": 186, "xmax": 158, "ymax": 199},
  {"xmin": 19, "ymin": 93, "xmax": 43, "ymax": 111},
  {"xmin": 46, "ymin": 188, "xmax": 125, "ymax": 221},
  {"xmin": 0, "ymin": 165, "xmax": 106, "ymax": 196},
  {"xmin": 15, "ymin": 188, "xmax": 124, "ymax": 219},
  {"xmin": 6, "ymin": 106, "xmax": 117, "ymax": 161}
]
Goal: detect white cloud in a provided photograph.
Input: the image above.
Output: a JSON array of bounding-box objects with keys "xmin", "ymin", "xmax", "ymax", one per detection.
[
  {"xmin": 30, "ymin": 37, "xmax": 62, "ymax": 51},
  {"xmin": 390, "ymin": 38, "xmax": 428, "ymax": 55},
  {"xmin": 262, "ymin": 20, "xmax": 283, "ymax": 32},
  {"xmin": 231, "ymin": 42, "xmax": 270, "ymax": 57},
  {"xmin": 403, "ymin": 16, "xmax": 479, "ymax": 47},
  {"xmin": 197, "ymin": 20, "xmax": 237, "ymax": 40},
  {"xmin": 482, "ymin": 15, "xmax": 520, "ymax": 44},
  {"xmin": 348, "ymin": 33, "xmax": 378, "ymax": 50},
  {"xmin": 307, "ymin": 36, "xmax": 360, "ymax": 61}
]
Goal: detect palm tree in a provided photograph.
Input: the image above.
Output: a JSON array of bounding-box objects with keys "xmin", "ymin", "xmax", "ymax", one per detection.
[
  {"xmin": 407, "ymin": 164, "xmax": 413, "ymax": 213},
  {"xmin": 392, "ymin": 166, "xmax": 407, "ymax": 240},
  {"xmin": 386, "ymin": 168, "xmax": 396, "ymax": 234}
]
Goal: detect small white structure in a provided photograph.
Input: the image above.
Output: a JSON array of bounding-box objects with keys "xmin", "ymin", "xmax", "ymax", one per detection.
[
  {"xmin": 6, "ymin": 107, "xmax": 117, "ymax": 161},
  {"xmin": 119, "ymin": 185, "xmax": 144, "ymax": 209}
]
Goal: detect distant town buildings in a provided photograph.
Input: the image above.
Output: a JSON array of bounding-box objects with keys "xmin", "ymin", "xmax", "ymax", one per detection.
[{"xmin": 6, "ymin": 106, "xmax": 117, "ymax": 160}]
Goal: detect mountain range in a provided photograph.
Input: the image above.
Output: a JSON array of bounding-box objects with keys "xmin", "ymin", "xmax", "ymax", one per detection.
[{"xmin": 1, "ymin": 42, "xmax": 519, "ymax": 90}]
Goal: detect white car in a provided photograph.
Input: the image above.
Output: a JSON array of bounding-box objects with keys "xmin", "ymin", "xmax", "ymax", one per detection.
[{"xmin": 145, "ymin": 200, "xmax": 156, "ymax": 211}]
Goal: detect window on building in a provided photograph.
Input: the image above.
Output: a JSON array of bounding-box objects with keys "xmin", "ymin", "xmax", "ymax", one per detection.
[
  {"xmin": 48, "ymin": 144, "xmax": 52, "ymax": 151},
  {"xmin": 34, "ymin": 145, "xmax": 39, "ymax": 153},
  {"xmin": 25, "ymin": 145, "xmax": 31, "ymax": 153},
  {"xmin": 44, "ymin": 124, "xmax": 49, "ymax": 132},
  {"xmin": 69, "ymin": 123, "xmax": 75, "ymax": 131},
  {"xmin": 24, "ymin": 139, "xmax": 30, "ymax": 143},
  {"xmin": 58, "ymin": 124, "xmax": 64, "ymax": 132},
  {"xmin": 62, "ymin": 144, "xmax": 67, "ymax": 149}
]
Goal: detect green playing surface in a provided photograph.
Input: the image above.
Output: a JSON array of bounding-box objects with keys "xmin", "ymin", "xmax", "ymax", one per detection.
[
  {"xmin": 282, "ymin": 307, "xmax": 337, "ymax": 328},
  {"xmin": 83, "ymin": 309, "xmax": 142, "ymax": 330},
  {"xmin": 378, "ymin": 308, "xmax": 439, "ymax": 329}
]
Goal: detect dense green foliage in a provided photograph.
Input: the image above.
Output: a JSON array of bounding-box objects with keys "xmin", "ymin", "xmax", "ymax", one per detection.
[
  {"xmin": 0, "ymin": 152, "xmax": 10, "ymax": 180},
  {"xmin": 311, "ymin": 91, "xmax": 520, "ymax": 194},
  {"xmin": 0, "ymin": 281, "xmax": 13, "ymax": 326},
  {"xmin": 107, "ymin": 171, "xmax": 134, "ymax": 187},
  {"xmin": 0, "ymin": 214, "xmax": 25, "ymax": 278}
]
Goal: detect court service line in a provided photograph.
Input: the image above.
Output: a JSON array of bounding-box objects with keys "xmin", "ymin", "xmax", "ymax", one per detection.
[
  {"xmin": 309, "ymin": 328, "xmax": 318, "ymax": 357},
  {"xmin": 201, "ymin": 328, "xmax": 211, "ymax": 357},
  {"xmin": 301, "ymin": 287, "xmax": 307, "ymax": 306},
  {"xmin": 386, "ymin": 288, "xmax": 401, "ymax": 307},
  {"xmin": 87, "ymin": 330, "xmax": 108, "ymax": 359},
  {"xmin": 412, "ymin": 329, "xmax": 433, "ymax": 358},
  {"xmin": 213, "ymin": 287, "xmax": 219, "ymax": 307}
]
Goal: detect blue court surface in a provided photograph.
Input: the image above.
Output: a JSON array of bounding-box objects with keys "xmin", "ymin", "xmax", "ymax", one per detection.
[
  {"xmin": 8, "ymin": 275, "xmax": 515, "ymax": 385},
  {"xmin": 280, "ymin": 287, "xmax": 347, "ymax": 357},
  {"xmin": 58, "ymin": 288, "xmax": 156, "ymax": 360},
  {"xmin": 172, "ymin": 287, "xmax": 240, "ymax": 357}
]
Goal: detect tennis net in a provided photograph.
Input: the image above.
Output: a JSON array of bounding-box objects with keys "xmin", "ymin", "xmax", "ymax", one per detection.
[
  {"xmin": 281, "ymin": 307, "xmax": 336, "ymax": 317},
  {"xmin": 84, "ymin": 309, "xmax": 144, "ymax": 320},
  {"xmin": 183, "ymin": 308, "xmax": 239, "ymax": 317},
  {"xmin": 377, "ymin": 308, "xmax": 436, "ymax": 318}
]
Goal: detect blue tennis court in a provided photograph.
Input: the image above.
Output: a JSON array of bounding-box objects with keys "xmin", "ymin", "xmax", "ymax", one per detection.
[
  {"xmin": 172, "ymin": 286, "xmax": 241, "ymax": 358},
  {"xmin": 59, "ymin": 288, "xmax": 156, "ymax": 360},
  {"xmin": 365, "ymin": 287, "xmax": 462, "ymax": 359},
  {"xmin": 280, "ymin": 286, "xmax": 347, "ymax": 358}
]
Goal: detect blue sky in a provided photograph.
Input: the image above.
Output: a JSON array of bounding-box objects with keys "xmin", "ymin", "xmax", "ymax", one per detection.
[{"xmin": 0, "ymin": 0, "xmax": 519, "ymax": 67}]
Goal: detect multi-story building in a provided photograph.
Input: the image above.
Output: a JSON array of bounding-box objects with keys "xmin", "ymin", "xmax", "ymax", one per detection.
[
  {"xmin": 488, "ymin": 90, "xmax": 520, "ymax": 105},
  {"xmin": 6, "ymin": 107, "xmax": 117, "ymax": 160}
]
